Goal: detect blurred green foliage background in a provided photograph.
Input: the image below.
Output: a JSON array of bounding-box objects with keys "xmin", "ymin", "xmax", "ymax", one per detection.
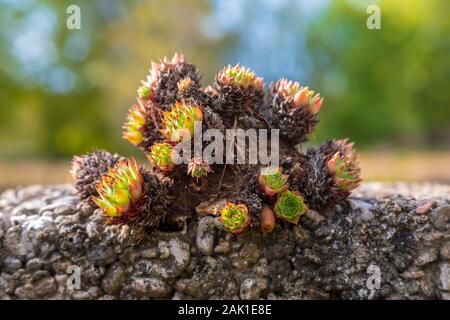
[{"xmin": 0, "ymin": 0, "xmax": 448, "ymax": 162}]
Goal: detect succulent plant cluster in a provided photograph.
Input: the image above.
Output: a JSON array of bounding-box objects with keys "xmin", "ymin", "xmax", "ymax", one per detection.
[{"xmin": 71, "ymin": 52, "xmax": 361, "ymax": 234}]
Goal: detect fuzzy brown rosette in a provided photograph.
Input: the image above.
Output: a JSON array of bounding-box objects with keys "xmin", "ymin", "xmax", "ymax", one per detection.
[
  {"xmin": 289, "ymin": 139, "xmax": 361, "ymax": 211},
  {"xmin": 212, "ymin": 64, "xmax": 264, "ymax": 125},
  {"xmin": 71, "ymin": 150, "xmax": 124, "ymax": 204},
  {"xmin": 142, "ymin": 52, "xmax": 201, "ymax": 110},
  {"xmin": 264, "ymin": 79, "xmax": 323, "ymax": 145}
]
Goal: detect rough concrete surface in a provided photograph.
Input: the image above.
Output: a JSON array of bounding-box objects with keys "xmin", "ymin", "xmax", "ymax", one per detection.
[{"xmin": 0, "ymin": 183, "xmax": 449, "ymax": 300}]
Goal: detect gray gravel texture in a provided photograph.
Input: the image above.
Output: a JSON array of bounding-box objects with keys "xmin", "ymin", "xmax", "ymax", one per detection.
[{"xmin": 0, "ymin": 183, "xmax": 449, "ymax": 300}]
